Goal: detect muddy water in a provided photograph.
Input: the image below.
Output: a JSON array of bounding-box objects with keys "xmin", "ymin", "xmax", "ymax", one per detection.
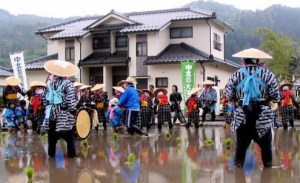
[{"xmin": 0, "ymin": 127, "xmax": 299, "ymax": 183}]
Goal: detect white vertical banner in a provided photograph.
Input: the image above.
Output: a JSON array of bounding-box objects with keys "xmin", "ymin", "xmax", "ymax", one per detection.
[{"xmin": 9, "ymin": 51, "xmax": 28, "ymax": 90}]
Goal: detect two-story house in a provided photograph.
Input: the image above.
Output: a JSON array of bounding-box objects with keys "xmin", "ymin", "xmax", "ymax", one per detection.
[{"xmin": 31, "ymin": 7, "xmax": 239, "ymax": 95}]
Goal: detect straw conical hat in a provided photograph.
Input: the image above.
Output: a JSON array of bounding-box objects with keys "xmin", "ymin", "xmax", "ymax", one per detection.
[
  {"xmin": 188, "ymin": 87, "xmax": 202, "ymax": 96},
  {"xmin": 112, "ymin": 86, "xmax": 125, "ymax": 93},
  {"xmin": 79, "ymin": 85, "xmax": 91, "ymax": 90},
  {"xmin": 91, "ymin": 84, "xmax": 105, "ymax": 92},
  {"xmin": 29, "ymin": 81, "xmax": 46, "ymax": 88},
  {"xmin": 117, "ymin": 80, "xmax": 126, "ymax": 86},
  {"xmin": 74, "ymin": 82, "xmax": 83, "ymax": 87},
  {"xmin": 5, "ymin": 76, "xmax": 21, "ymax": 86},
  {"xmin": 125, "ymin": 77, "xmax": 136, "ymax": 83},
  {"xmin": 44, "ymin": 60, "xmax": 78, "ymax": 77},
  {"xmin": 279, "ymin": 83, "xmax": 294, "ymax": 91},
  {"xmin": 141, "ymin": 89, "xmax": 154, "ymax": 98},
  {"xmin": 201, "ymin": 80, "xmax": 215, "ymax": 85},
  {"xmin": 232, "ymin": 48, "xmax": 272, "ymax": 59},
  {"xmin": 153, "ymin": 88, "xmax": 168, "ymax": 96}
]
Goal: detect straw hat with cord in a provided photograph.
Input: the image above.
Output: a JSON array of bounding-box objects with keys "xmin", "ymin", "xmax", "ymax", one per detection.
[
  {"xmin": 201, "ymin": 80, "xmax": 215, "ymax": 85},
  {"xmin": 188, "ymin": 87, "xmax": 202, "ymax": 96},
  {"xmin": 117, "ymin": 80, "xmax": 126, "ymax": 86},
  {"xmin": 279, "ymin": 83, "xmax": 294, "ymax": 91},
  {"xmin": 74, "ymin": 82, "xmax": 83, "ymax": 87},
  {"xmin": 91, "ymin": 84, "xmax": 105, "ymax": 92},
  {"xmin": 125, "ymin": 77, "xmax": 137, "ymax": 84},
  {"xmin": 153, "ymin": 88, "xmax": 168, "ymax": 97},
  {"xmin": 43, "ymin": 60, "xmax": 78, "ymax": 77},
  {"xmin": 79, "ymin": 85, "xmax": 91, "ymax": 91},
  {"xmin": 29, "ymin": 81, "xmax": 46, "ymax": 88},
  {"xmin": 5, "ymin": 76, "xmax": 22, "ymax": 86},
  {"xmin": 113, "ymin": 86, "xmax": 125, "ymax": 93},
  {"xmin": 141, "ymin": 89, "xmax": 154, "ymax": 98},
  {"xmin": 232, "ymin": 48, "xmax": 273, "ymax": 59}
]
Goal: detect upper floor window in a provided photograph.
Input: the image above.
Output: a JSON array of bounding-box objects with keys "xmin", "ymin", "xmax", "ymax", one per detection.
[
  {"xmin": 65, "ymin": 40, "xmax": 75, "ymax": 61},
  {"xmin": 213, "ymin": 33, "xmax": 222, "ymax": 51},
  {"xmin": 136, "ymin": 42, "xmax": 147, "ymax": 56},
  {"xmin": 116, "ymin": 36, "xmax": 128, "ymax": 47},
  {"xmin": 170, "ymin": 27, "xmax": 193, "ymax": 38},
  {"xmin": 93, "ymin": 37, "xmax": 110, "ymax": 49}
]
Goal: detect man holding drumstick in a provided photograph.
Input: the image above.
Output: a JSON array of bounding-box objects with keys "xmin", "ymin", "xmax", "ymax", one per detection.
[{"xmin": 41, "ymin": 59, "xmax": 78, "ymax": 158}]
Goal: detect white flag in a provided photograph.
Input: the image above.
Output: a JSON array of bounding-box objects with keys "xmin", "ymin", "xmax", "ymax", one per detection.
[{"xmin": 9, "ymin": 51, "xmax": 28, "ymax": 90}]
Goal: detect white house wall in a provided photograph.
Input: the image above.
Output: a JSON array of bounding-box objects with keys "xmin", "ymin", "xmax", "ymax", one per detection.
[
  {"xmin": 80, "ymin": 67, "xmax": 90, "ymax": 85},
  {"xmin": 57, "ymin": 40, "xmax": 66, "ymax": 60},
  {"xmin": 170, "ymin": 20, "xmax": 210, "ymax": 55},
  {"xmin": 26, "ymin": 70, "xmax": 48, "ymax": 85},
  {"xmin": 81, "ymin": 36, "xmax": 93, "ymax": 59},
  {"xmin": 148, "ymin": 63, "xmax": 235, "ymax": 92},
  {"xmin": 203, "ymin": 63, "xmax": 236, "ymax": 89},
  {"xmin": 47, "ymin": 40, "xmax": 59, "ymax": 55},
  {"xmin": 147, "ymin": 29, "xmax": 170, "ymax": 56},
  {"xmin": 128, "ymin": 34, "xmax": 137, "ymax": 76},
  {"xmin": 210, "ymin": 20, "xmax": 225, "ymax": 60}
]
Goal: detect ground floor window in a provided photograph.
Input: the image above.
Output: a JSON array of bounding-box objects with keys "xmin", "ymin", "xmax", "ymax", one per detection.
[{"xmin": 156, "ymin": 77, "xmax": 168, "ymax": 88}]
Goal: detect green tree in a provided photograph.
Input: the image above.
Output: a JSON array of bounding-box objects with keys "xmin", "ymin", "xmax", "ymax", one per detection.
[{"xmin": 256, "ymin": 28, "xmax": 299, "ymax": 83}]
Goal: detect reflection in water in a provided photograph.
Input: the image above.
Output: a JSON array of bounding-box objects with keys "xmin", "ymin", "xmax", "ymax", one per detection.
[{"xmin": 0, "ymin": 127, "xmax": 300, "ymax": 182}]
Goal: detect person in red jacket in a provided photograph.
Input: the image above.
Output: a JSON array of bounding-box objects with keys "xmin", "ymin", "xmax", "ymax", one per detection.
[
  {"xmin": 154, "ymin": 88, "xmax": 172, "ymax": 130},
  {"xmin": 279, "ymin": 83, "xmax": 298, "ymax": 130}
]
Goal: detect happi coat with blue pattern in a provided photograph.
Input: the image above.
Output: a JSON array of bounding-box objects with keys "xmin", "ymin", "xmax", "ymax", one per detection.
[{"xmin": 225, "ymin": 64, "xmax": 280, "ymax": 137}]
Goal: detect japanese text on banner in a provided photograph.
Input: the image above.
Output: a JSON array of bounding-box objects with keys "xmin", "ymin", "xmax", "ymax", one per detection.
[
  {"xmin": 9, "ymin": 51, "xmax": 28, "ymax": 90},
  {"xmin": 181, "ymin": 60, "xmax": 196, "ymax": 108}
]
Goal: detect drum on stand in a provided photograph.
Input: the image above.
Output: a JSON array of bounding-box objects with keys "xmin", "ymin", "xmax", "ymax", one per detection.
[
  {"xmin": 77, "ymin": 169, "xmax": 94, "ymax": 183},
  {"xmin": 75, "ymin": 107, "xmax": 92, "ymax": 140}
]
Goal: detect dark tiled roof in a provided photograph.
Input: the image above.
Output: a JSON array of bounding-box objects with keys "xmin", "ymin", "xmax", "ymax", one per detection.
[
  {"xmin": 145, "ymin": 43, "xmax": 210, "ymax": 65},
  {"xmin": 36, "ymin": 17, "xmax": 101, "ymax": 39},
  {"xmin": 121, "ymin": 8, "xmax": 216, "ymax": 33},
  {"xmin": 79, "ymin": 52, "xmax": 129, "ymax": 66},
  {"xmin": 214, "ymin": 57, "xmax": 240, "ymax": 68},
  {"xmin": 0, "ymin": 66, "xmax": 13, "ymax": 77},
  {"xmin": 90, "ymin": 23, "xmax": 129, "ymax": 32},
  {"xmin": 145, "ymin": 43, "xmax": 239, "ymax": 68},
  {"xmin": 36, "ymin": 8, "xmax": 233, "ymax": 39},
  {"xmin": 26, "ymin": 53, "xmax": 58, "ymax": 70}
]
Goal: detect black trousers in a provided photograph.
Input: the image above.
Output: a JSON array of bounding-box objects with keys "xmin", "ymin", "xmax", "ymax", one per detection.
[
  {"xmin": 125, "ymin": 110, "xmax": 143, "ymax": 135},
  {"xmin": 48, "ymin": 129, "xmax": 76, "ymax": 158},
  {"xmin": 202, "ymin": 107, "xmax": 216, "ymax": 122},
  {"xmin": 235, "ymin": 112, "xmax": 272, "ymax": 167}
]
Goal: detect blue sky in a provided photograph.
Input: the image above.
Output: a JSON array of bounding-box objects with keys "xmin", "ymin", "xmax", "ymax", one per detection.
[{"xmin": 1, "ymin": 0, "xmax": 300, "ymax": 18}]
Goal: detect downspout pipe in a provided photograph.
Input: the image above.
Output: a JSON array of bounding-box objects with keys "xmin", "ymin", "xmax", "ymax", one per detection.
[
  {"xmin": 202, "ymin": 19, "xmax": 212, "ymax": 82},
  {"xmin": 200, "ymin": 62, "xmax": 205, "ymax": 82},
  {"xmin": 205, "ymin": 19, "xmax": 212, "ymax": 54},
  {"xmin": 224, "ymin": 33, "xmax": 226, "ymax": 61},
  {"xmin": 76, "ymin": 38, "xmax": 82, "ymax": 82}
]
